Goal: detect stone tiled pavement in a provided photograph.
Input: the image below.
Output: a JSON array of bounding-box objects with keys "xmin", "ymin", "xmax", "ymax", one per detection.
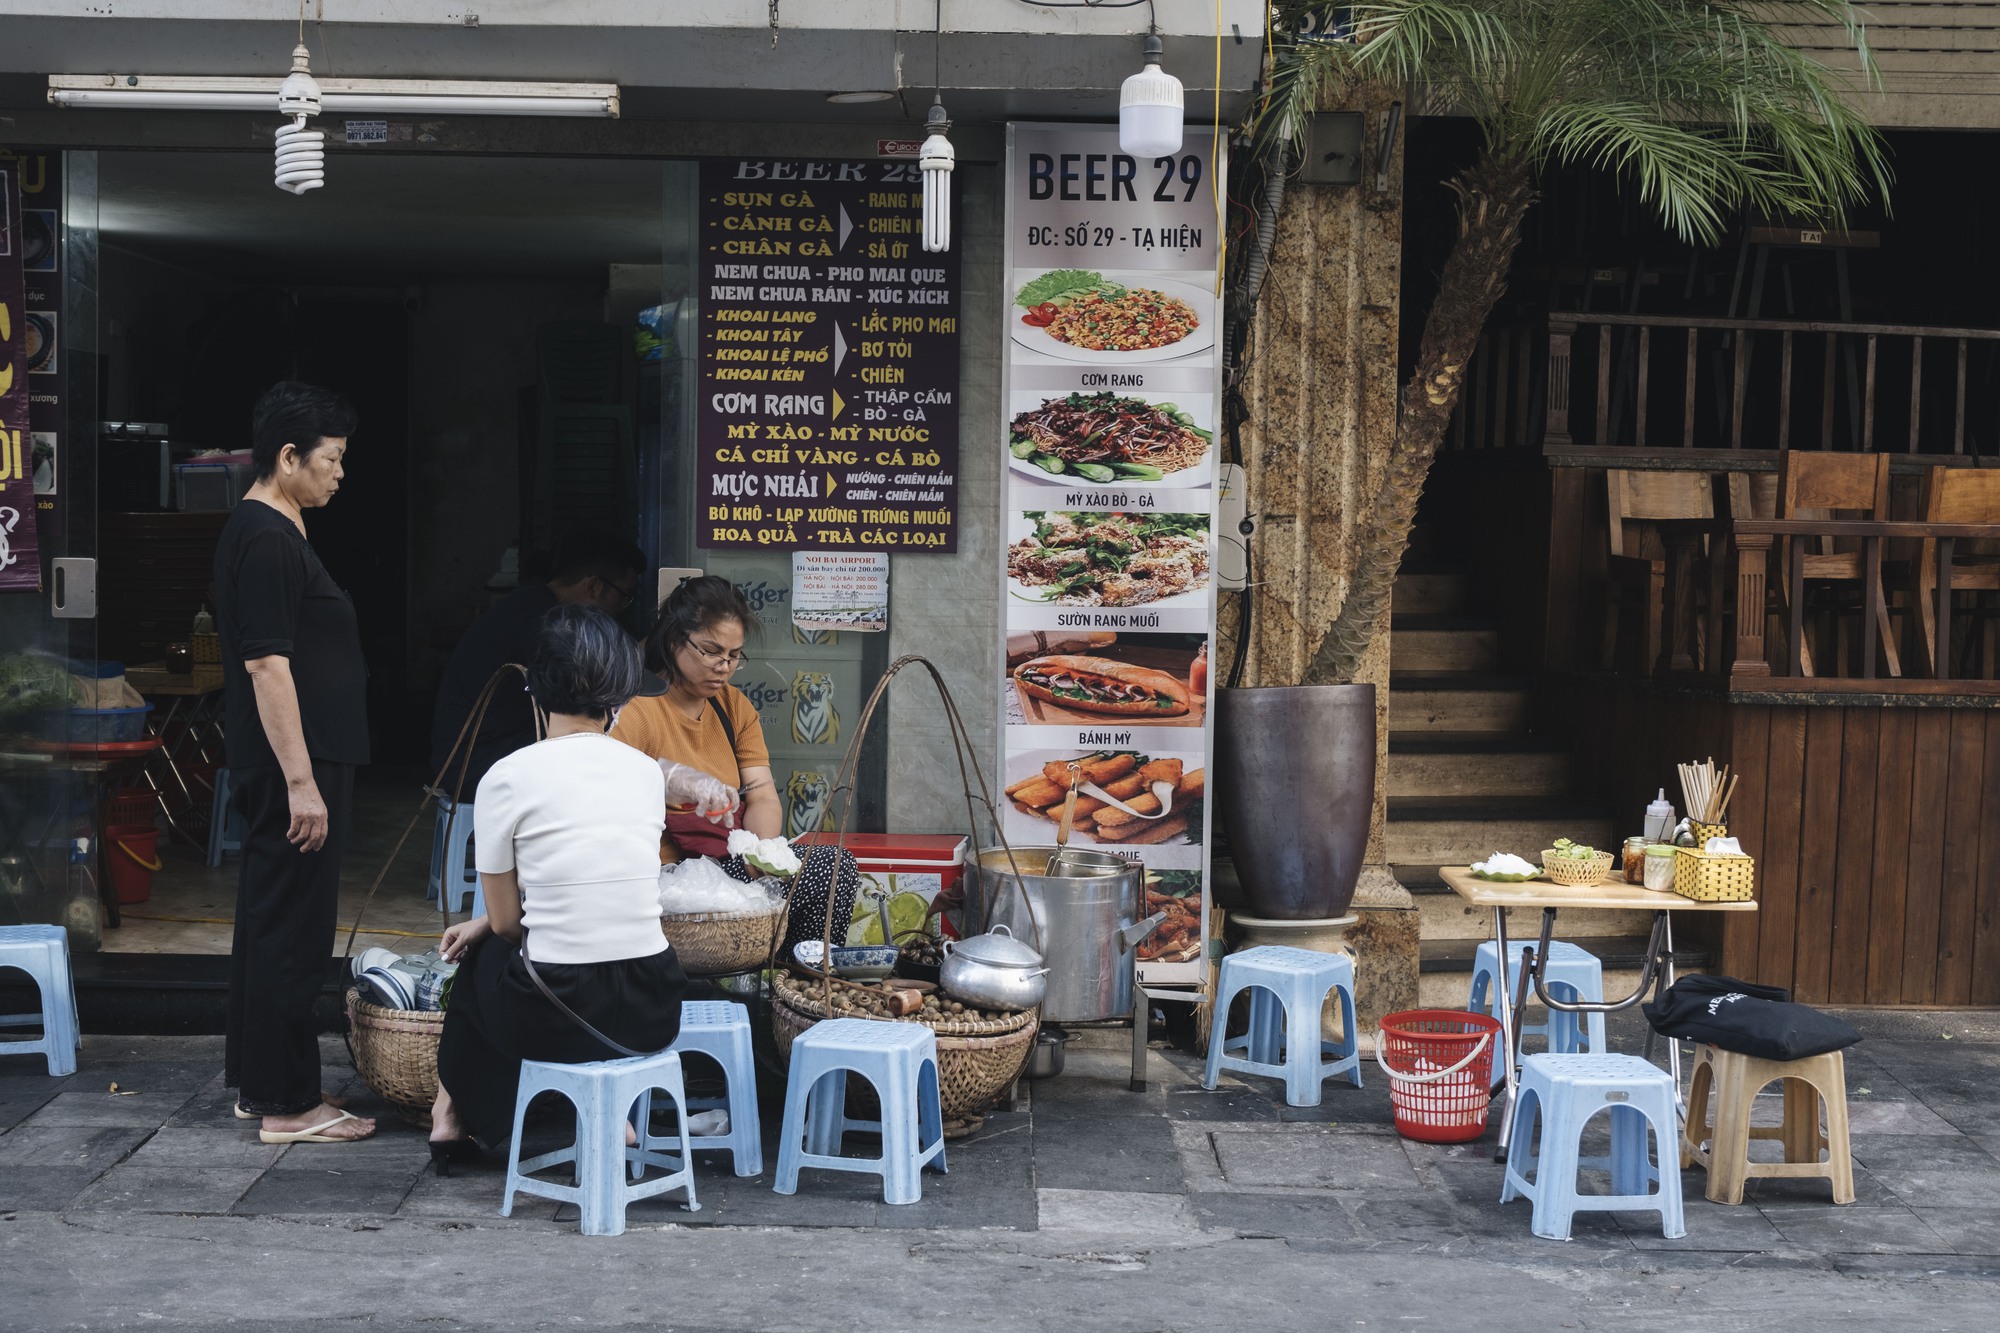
[{"xmin": 5, "ymin": 1003, "xmax": 2000, "ymax": 1277}]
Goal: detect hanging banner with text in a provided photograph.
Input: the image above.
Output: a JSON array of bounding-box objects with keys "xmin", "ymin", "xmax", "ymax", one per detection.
[
  {"xmin": 0, "ymin": 163, "xmax": 43, "ymax": 592},
  {"xmin": 999, "ymin": 123, "xmax": 1224, "ymax": 987},
  {"xmin": 695, "ymin": 159, "xmax": 961, "ymax": 552}
]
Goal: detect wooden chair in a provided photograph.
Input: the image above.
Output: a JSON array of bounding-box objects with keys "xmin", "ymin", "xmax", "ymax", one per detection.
[
  {"xmin": 1915, "ymin": 465, "xmax": 2000, "ymax": 678},
  {"xmin": 1602, "ymin": 470, "xmax": 1716, "ymax": 673},
  {"xmin": 1773, "ymin": 451, "xmax": 1899, "ymax": 678}
]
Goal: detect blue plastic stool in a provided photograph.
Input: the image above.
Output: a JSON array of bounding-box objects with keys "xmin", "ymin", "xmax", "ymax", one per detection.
[
  {"xmin": 205, "ymin": 769, "xmax": 244, "ymax": 868},
  {"xmin": 774, "ymin": 1018, "xmax": 947, "ymax": 1205},
  {"xmin": 426, "ymin": 798, "xmax": 479, "ymax": 913},
  {"xmin": 1468, "ymin": 939, "xmax": 1608, "ymax": 1061},
  {"xmin": 0, "ymin": 925, "xmax": 81, "ymax": 1076},
  {"xmin": 1203, "ymin": 945, "xmax": 1363, "ymax": 1107},
  {"xmin": 1500, "ymin": 1053, "xmax": 1685, "ymax": 1241},
  {"xmin": 634, "ymin": 1000, "xmax": 763, "ymax": 1178},
  {"xmin": 501, "ymin": 1049, "xmax": 700, "ymax": 1237}
]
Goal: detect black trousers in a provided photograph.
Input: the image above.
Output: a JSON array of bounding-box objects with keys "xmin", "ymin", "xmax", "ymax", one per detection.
[
  {"xmin": 437, "ymin": 935, "xmax": 685, "ymax": 1147},
  {"xmin": 224, "ymin": 760, "xmax": 354, "ymax": 1116}
]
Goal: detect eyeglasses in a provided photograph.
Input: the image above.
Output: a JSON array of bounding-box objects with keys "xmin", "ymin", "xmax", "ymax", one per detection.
[
  {"xmin": 602, "ymin": 577, "xmax": 637, "ymax": 612},
  {"xmin": 683, "ymin": 637, "xmax": 747, "ymax": 671}
]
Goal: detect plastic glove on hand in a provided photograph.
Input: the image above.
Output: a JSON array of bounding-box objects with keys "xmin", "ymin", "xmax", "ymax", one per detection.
[{"xmin": 659, "ymin": 761, "xmax": 740, "ymax": 825}]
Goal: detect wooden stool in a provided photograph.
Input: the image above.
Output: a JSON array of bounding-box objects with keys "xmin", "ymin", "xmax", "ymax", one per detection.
[{"xmin": 1680, "ymin": 1043, "xmax": 1855, "ymax": 1205}]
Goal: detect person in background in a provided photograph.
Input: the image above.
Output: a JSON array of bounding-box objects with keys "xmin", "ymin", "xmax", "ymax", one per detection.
[
  {"xmin": 612, "ymin": 575, "xmax": 859, "ymax": 955},
  {"xmin": 216, "ymin": 380, "xmax": 376, "ymax": 1145},
  {"xmin": 427, "ymin": 604, "xmax": 684, "ymax": 1165},
  {"xmin": 429, "ymin": 534, "xmax": 645, "ymax": 791}
]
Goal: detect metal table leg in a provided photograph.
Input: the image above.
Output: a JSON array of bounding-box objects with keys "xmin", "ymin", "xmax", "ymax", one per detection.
[
  {"xmin": 1131, "ymin": 985, "xmax": 1148, "ymax": 1091},
  {"xmin": 1490, "ymin": 904, "xmax": 1521, "ymax": 1163}
]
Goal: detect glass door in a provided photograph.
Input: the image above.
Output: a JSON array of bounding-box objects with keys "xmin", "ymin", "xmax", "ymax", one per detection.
[{"xmin": 1, "ymin": 149, "xmax": 102, "ymax": 947}]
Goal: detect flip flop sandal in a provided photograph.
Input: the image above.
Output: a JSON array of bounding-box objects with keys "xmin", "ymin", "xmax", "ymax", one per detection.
[
  {"xmin": 259, "ymin": 1108, "xmax": 374, "ymax": 1144},
  {"xmin": 236, "ymin": 1091, "xmax": 346, "ymax": 1120}
]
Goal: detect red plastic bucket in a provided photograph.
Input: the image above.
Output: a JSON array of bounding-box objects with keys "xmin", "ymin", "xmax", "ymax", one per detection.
[
  {"xmin": 1374, "ymin": 1009, "xmax": 1502, "ymax": 1143},
  {"xmin": 106, "ymin": 824, "xmax": 162, "ymax": 905},
  {"xmin": 104, "ymin": 786, "xmax": 158, "ymax": 829}
]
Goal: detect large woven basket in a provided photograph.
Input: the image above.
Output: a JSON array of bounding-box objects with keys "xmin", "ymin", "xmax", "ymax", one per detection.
[
  {"xmin": 661, "ymin": 901, "xmax": 788, "ymax": 976},
  {"xmin": 771, "ymin": 974, "xmax": 1037, "ymax": 1137},
  {"xmin": 345, "ymin": 987, "xmax": 443, "ymax": 1128}
]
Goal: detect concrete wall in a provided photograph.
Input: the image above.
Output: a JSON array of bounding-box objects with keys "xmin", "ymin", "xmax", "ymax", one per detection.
[{"xmin": 883, "ymin": 164, "xmax": 1003, "ymax": 837}]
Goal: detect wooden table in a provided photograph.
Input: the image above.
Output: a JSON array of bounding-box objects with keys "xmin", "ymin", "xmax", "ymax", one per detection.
[{"xmin": 1439, "ymin": 866, "xmax": 1759, "ymax": 1162}]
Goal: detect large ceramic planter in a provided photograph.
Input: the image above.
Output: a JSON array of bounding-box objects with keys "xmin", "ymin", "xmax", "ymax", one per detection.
[{"xmin": 1215, "ymin": 683, "xmax": 1376, "ymax": 920}]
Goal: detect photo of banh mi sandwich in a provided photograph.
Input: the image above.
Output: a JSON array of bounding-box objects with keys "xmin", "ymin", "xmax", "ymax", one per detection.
[{"xmin": 1012, "ymin": 655, "xmax": 1190, "ymax": 718}]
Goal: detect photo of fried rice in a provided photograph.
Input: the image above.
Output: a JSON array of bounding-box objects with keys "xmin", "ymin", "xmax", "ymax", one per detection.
[
  {"xmin": 1008, "ymin": 511, "xmax": 1209, "ymax": 608},
  {"xmin": 1009, "ymin": 392, "xmax": 1212, "ymax": 484},
  {"xmin": 1042, "ymin": 287, "xmax": 1199, "ymax": 351}
]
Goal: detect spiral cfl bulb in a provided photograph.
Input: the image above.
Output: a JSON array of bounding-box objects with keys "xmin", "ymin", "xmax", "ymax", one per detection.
[
  {"xmin": 273, "ymin": 43, "xmax": 325, "ymax": 195},
  {"xmin": 919, "ymin": 100, "xmax": 954, "ymax": 253}
]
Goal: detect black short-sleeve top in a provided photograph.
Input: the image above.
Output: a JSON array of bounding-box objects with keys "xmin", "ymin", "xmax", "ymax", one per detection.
[{"xmin": 214, "ymin": 499, "xmax": 371, "ymax": 768}]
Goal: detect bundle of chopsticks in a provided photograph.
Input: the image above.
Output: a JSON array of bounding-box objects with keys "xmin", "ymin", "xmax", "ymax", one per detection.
[{"xmin": 1678, "ymin": 757, "xmax": 1738, "ymax": 824}]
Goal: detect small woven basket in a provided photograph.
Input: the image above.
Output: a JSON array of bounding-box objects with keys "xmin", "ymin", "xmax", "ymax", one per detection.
[
  {"xmin": 771, "ymin": 975, "xmax": 1037, "ymax": 1137},
  {"xmin": 1540, "ymin": 850, "xmax": 1616, "ymax": 887},
  {"xmin": 345, "ymin": 987, "xmax": 444, "ymax": 1128},
  {"xmin": 1674, "ymin": 847, "xmax": 1756, "ymax": 902},
  {"xmin": 661, "ymin": 900, "xmax": 789, "ymax": 977}
]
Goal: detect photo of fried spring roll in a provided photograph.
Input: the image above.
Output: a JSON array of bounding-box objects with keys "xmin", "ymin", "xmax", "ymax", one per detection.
[
  {"xmin": 1134, "ymin": 758, "xmax": 1184, "ymax": 786},
  {"xmin": 1091, "ymin": 793, "xmax": 1164, "ymax": 828},
  {"xmin": 1042, "ymin": 754, "xmax": 1138, "ymax": 788},
  {"xmin": 1009, "ymin": 777, "xmax": 1067, "ymax": 808},
  {"xmin": 1176, "ymin": 768, "xmax": 1206, "ymax": 799},
  {"xmin": 1095, "ymin": 813, "xmax": 1191, "ymax": 844}
]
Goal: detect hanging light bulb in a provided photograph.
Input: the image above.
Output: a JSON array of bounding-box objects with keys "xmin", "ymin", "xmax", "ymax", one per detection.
[
  {"xmin": 919, "ymin": 98, "xmax": 954, "ymax": 253},
  {"xmin": 273, "ymin": 43, "xmax": 325, "ymax": 195},
  {"xmin": 1119, "ymin": 33, "xmax": 1184, "ymax": 159}
]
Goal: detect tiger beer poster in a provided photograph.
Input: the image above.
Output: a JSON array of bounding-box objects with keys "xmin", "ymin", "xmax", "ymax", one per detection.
[
  {"xmin": 0, "ymin": 163, "xmax": 42, "ymax": 592},
  {"xmin": 998, "ymin": 124, "xmax": 1224, "ymax": 985}
]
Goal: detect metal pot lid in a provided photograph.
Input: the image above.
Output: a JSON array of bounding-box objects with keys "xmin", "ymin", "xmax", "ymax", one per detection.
[{"xmin": 950, "ymin": 924, "xmax": 1044, "ymax": 968}]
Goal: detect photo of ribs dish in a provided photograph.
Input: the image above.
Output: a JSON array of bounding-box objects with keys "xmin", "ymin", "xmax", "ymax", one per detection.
[{"xmin": 1007, "ymin": 511, "xmax": 1209, "ymax": 608}]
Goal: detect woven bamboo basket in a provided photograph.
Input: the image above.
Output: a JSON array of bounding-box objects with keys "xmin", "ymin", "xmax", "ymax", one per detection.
[
  {"xmin": 771, "ymin": 974, "xmax": 1037, "ymax": 1137},
  {"xmin": 1540, "ymin": 850, "xmax": 1616, "ymax": 887},
  {"xmin": 345, "ymin": 987, "xmax": 444, "ymax": 1128},
  {"xmin": 661, "ymin": 900, "xmax": 788, "ymax": 976}
]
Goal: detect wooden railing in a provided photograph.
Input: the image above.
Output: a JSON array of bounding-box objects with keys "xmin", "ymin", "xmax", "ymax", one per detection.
[
  {"xmin": 1545, "ymin": 314, "xmax": 2000, "ymax": 460},
  {"xmin": 1649, "ymin": 517, "xmax": 2000, "ymax": 693}
]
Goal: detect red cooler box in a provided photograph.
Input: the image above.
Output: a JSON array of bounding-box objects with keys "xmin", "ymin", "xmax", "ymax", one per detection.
[{"xmin": 794, "ymin": 833, "xmax": 967, "ymax": 946}]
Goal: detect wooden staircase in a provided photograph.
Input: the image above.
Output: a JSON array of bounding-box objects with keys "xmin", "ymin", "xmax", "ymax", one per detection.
[{"xmin": 1386, "ymin": 549, "xmax": 1710, "ymax": 1008}]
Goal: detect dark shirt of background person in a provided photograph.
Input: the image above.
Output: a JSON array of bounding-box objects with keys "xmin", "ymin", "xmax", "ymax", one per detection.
[{"xmin": 429, "ymin": 535, "xmax": 646, "ymax": 790}]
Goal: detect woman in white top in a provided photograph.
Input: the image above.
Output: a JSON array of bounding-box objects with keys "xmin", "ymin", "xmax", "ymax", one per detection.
[{"xmin": 427, "ymin": 604, "xmax": 692, "ymax": 1167}]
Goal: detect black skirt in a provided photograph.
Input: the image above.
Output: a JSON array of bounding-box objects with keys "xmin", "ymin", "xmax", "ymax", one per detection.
[{"xmin": 435, "ymin": 934, "xmax": 686, "ymax": 1147}]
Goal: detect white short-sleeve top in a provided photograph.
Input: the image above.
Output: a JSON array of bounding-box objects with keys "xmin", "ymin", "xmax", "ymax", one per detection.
[{"xmin": 474, "ymin": 733, "xmax": 667, "ymax": 965}]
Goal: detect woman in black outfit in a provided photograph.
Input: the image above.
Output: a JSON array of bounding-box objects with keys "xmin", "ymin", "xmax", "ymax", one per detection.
[
  {"xmin": 428, "ymin": 604, "xmax": 688, "ymax": 1165},
  {"xmin": 216, "ymin": 381, "xmax": 375, "ymax": 1144}
]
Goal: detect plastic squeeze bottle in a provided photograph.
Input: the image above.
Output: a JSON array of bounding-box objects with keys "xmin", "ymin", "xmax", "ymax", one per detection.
[{"xmin": 1644, "ymin": 789, "xmax": 1675, "ymax": 843}]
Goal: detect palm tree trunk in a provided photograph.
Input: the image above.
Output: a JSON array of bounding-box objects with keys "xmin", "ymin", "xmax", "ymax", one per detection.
[{"xmin": 1303, "ymin": 146, "xmax": 1537, "ymax": 686}]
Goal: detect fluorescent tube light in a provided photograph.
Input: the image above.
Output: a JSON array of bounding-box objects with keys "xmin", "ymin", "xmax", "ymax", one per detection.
[{"xmin": 48, "ymin": 76, "xmax": 620, "ymax": 118}]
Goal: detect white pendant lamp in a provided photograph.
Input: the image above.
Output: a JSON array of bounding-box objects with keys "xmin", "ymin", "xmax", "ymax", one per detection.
[
  {"xmin": 919, "ymin": 98, "xmax": 955, "ymax": 253},
  {"xmin": 273, "ymin": 44, "xmax": 325, "ymax": 195},
  {"xmin": 1119, "ymin": 33, "xmax": 1184, "ymax": 159}
]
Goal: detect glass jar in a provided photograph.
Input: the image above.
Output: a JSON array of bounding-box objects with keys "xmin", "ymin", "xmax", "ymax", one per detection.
[
  {"xmin": 1643, "ymin": 845, "xmax": 1678, "ymax": 892},
  {"xmin": 1622, "ymin": 836, "xmax": 1648, "ymax": 884}
]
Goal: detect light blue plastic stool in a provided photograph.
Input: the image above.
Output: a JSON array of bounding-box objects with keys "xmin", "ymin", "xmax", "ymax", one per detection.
[
  {"xmin": 634, "ymin": 1000, "xmax": 763, "ymax": 1178},
  {"xmin": 1468, "ymin": 940, "xmax": 1609, "ymax": 1062},
  {"xmin": 425, "ymin": 798, "xmax": 479, "ymax": 913},
  {"xmin": 774, "ymin": 1017, "xmax": 947, "ymax": 1205},
  {"xmin": 500, "ymin": 1049, "xmax": 700, "ymax": 1237},
  {"xmin": 0, "ymin": 925, "xmax": 81, "ymax": 1076},
  {"xmin": 205, "ymin": 768, "xmax": 244, "ymax": 868},
  {"xmin": 1203, "ymin": 945, "xmax": 1363, "ymax": 1107},
  {"xmin": 1500, "ymin": 1052, "xmax": 1685, "ymax": 1241}
]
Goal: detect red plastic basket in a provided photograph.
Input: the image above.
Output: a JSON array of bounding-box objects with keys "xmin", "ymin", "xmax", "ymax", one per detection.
[
  {"xmin": 1374, "ymin": 1009, "xmax": 1503, "ymax": 1144},
  {"xmin": 104, "ymin": 786, "xmax": 160, "ymax": 829}
]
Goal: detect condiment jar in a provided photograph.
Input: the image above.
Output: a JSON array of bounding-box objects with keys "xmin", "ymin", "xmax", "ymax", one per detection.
[
  {"xmin": 1642, "ymin": 844, "xmax": 1678, "ymax": 892},
  {"xmin": 1622, "ymin": 836, "xmax": 1648, "ymax": 884}
]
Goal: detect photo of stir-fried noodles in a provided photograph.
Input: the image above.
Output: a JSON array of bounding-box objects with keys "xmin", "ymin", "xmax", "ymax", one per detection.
[
  {"xmin": 1008, "ymin": 511, "xmax": 1210, "ymax": 607},
  {"xmin": 1042, "ymin": 287, "xmax": 1199, "ymax": 351},
  {"xmin": 1009, "ymin": 393, "xmax": 1211, "ymax": 483}
]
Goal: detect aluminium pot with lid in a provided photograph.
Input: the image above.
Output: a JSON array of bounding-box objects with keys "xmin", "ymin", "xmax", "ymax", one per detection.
[{"xmin": 939, "ymin": 925, "xmax": 1049, "ymax": 1012}]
